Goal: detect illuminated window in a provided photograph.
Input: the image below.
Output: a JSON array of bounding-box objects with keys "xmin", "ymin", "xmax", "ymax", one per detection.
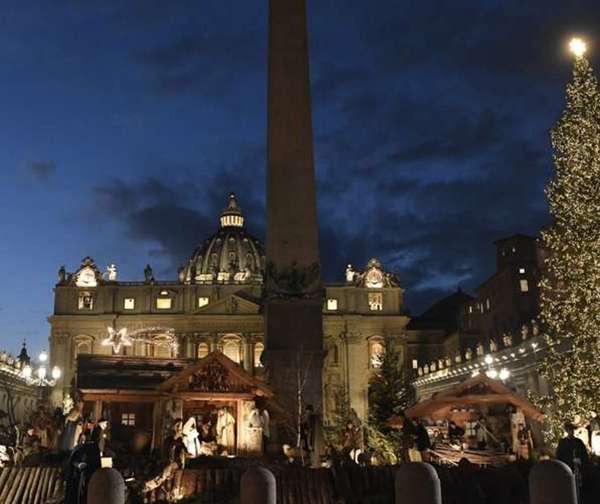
[
  {"xmin": 370, "ymin": 341, "xmax": 385, "ymax": 368},
  {"xmin": 156, "ymin": 297, "xmax": 172, "ymax": 309},
  {"xmin": 519, "ymin": 267, "xmax": 526, "ymax": 274},
  {"xmin": 198, "ymin": 296, "xmax": 210, "ymax": 308},
  {"xmin": 520, "ymin": 279, "xmax": 529, "ymax": 292},
  {"xmin": 254, "ymin": 342, "xmax": 264, "ymax": 367},
  {"xmin": 486, "ymin": 298, "xmax": 490, "ymax": 310},
  {"xmin": 326, "ymin": 299, "xmax": 338, "ymax": 311},
  {"xmin": 368, "ymin": 293, "xmax": 383, "ymax": 311},
  {"xmin": 123, "ymin": 298, "xmax": 135, "ymax": 310},
  {"xmin": 78, "ymin": 292, "xmax": 94, "ymax": 310},
  {"xmin": 468, "ymin": 306, "xmax": 473, "ymax": 314},
  {"xmin": 412, "ymin": 359, "xmax": 418, "ymax": 370},
  {"xmin": 121, "ymin": 413, "xmax": 135, "ymax": 426},
  {"xmin": 222, "ymin": 339, "xmax": 241, "ymax": 363},
  {"xmin": 197, "ymin": 342, "xmax": 209, "ymax": 359}
]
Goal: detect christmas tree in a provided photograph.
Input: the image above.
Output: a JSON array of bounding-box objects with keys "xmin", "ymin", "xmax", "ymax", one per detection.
[
  {"xmin": 537, "ymin": 39, "xmax": 600, "ymax": 442},
  {"xmin": 366, "ymin": 344, "xmax": 413, "ymax": 461}
]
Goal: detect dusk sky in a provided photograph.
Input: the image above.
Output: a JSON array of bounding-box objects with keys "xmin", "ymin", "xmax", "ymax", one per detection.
[{"xmin": 1, "ymin": 0, "xmax": 599, "ymax": 357}]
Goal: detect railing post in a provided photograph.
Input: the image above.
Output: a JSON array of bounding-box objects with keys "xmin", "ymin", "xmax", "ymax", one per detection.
[
  {"xmin": 241, "ymin": 466, "xmax": 276, "ymax": 504},
  {"xmin": 529, "ymin": 460, "xmax": 577, "ymax": 504},
  {"xmin": 87, "ymin": 468, "xmax": 125, "ymax": 504},
  {"xmin": 395, "ymin": 462, "xmax": 442, "ymax": 504}
]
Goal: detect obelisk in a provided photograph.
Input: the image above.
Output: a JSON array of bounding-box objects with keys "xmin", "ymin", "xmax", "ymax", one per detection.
[{"xmin": 265, "ymin": 0, "xmax": 324, "ymax": 431}]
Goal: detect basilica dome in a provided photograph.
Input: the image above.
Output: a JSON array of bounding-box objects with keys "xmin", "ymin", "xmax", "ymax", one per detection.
[{"xmin": 181, "ymin": 193, "xmax": 265, "ymax": 285}]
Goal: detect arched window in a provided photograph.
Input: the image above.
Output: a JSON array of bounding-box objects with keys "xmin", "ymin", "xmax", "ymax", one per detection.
[
  {"xmin": 197, "ymin": 342, "xmax": 210, "ymax": 359},
  {"xmin": 254, "ymin": 342, "xmax": 264, "ymax": 367},
  {"xmin": 223, "ymin": 340, "xmax": 241, "ymax": 363},
  {"xmin": 75, "ymin": 339, "xmax": 92, "ymax": 356}
]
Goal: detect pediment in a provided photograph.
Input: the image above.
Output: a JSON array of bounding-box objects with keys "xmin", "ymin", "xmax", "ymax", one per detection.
[
  {"xmin": 70, "ymin": 257, "xmax": 103, "ymax": 287},
  {"xmin": 159, "ymin": 351, "xmax": 273, "ymax": 398},
  {"xmin": 196, "ymin": 292, "xmax": 261, "ymax": 315}
]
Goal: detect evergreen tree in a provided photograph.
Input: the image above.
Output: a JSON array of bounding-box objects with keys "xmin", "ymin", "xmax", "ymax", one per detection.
[
  {"xmin": 366, "ymin": 344, "xmax": 413, "ymax": 461},
  {"xmin": 537, "ymin": 48, "xmax": 600, "ymax": 442},
  {"xmin": 368, "ymin": 345, "xmax": 412, "ymax": 426}
]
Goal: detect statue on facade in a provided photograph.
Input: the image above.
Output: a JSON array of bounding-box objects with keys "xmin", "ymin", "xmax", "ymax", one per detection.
[
  {"xmin": 430, "ymin": 361, "xmax": 436, "ymax": 372},
  {"xmin": 423, "ymin": 364, "xmax": 429, "ymax": 374},
  {"xmin": 521, "ymin": 323, "xmax": 529, "ymax": 340},
  {"xmin": 531, "ymin": 319, "xmax": 540, "ymax": 337},
  {"xmin": 178, "ymin": 266, "xmax": 185, "ymax": 283},
  {"xmin": 489, "ymin": 339, "xmax": 498, "ymax": 353},
  {"xmin": 418, "ymin": 367, "xmax": 423, "ymax": 376},
  {"xmin": 106, "ymin": 263, "xmax": 118, "ymax": 281},
  {"xmin": 438, "ymin": 359, "xmax": 444, "ymax": 370},
  {"xmin": 455, "ymin": 352, "xmax": 462, "ymax": 363},
  {"xmin": 144, "ymin": 264, "xmax": 154, "ymax": 283},
  {"xmin": 345, "ymin": 264, "xmax": 356, "ymax": 283},
  {"xmin": 445, "ymin": 356, "xmax": 452, "ymax": 367},
  {"xmin": 502, "ymin": 332, "xmax": 513, "ymax": 348},
  {"xmin": 58, "ymin": 265, "xmax": 66, "ymax": 283}
]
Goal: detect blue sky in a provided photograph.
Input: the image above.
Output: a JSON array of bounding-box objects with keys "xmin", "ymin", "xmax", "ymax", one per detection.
[{"xmin": 1, "ymin": 0, "xmax": 598, "ymax": 357}]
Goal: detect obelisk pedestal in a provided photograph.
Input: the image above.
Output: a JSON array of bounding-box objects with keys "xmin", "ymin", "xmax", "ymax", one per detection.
[{"xmin": 265, "ymin": 0, "xmax": 324, "ymax": 448}]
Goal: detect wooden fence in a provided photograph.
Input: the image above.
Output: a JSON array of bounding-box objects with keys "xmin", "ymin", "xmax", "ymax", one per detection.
[
  {"xmin": 144, "ymin": 464, "xmax": 396, "ymax": 503},
  {"xmin": 0, "ymin": 467, "xmax": 63, "ymax": 504}
]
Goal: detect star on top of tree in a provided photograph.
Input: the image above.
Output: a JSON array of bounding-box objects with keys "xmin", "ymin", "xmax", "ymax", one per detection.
[{"xmin": 102, "ymin": 327, "xmax": 132, "ymax": 353}]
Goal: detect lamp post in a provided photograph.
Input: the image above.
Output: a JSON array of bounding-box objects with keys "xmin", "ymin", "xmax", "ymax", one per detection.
[{"xmin": 20, "ymin": 350, "xmax": 61, "ymax": 387}]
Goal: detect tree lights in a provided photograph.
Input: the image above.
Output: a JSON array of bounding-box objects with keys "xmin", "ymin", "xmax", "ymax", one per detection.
[{"xmin": 536, "ymin": 38, "xmax": 600, "ymax": 442}]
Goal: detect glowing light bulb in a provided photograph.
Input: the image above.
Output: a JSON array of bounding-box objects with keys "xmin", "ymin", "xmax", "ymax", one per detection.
[
  {"xmin": 486, "ymin": 369, "xmax": 498, "ymax": 379},
  {"xmin": 51, "ymin": 366, "xmax": 61, "ymax": 380},
  {"xmin": 39, "ymin": 350, "xmax": 48, "ymax": 363},
  {"xmin": 569, "ymin": 37, "xmax": 587, "ymax": 57},
  {"xmin": 484, "ymin": 354, "xmax": 493, "ymax": 365},
  {"xmin": 499, "ymin": 368, "xmax": 510, "ymax": 381},
  {"xmin": 37, "ymin": 366, "xmax": 47, "ymax": 380}
]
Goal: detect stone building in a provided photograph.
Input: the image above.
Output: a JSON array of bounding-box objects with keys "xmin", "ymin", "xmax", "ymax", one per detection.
[
  {"xmin": 49, "ymin": 194, "xmax": 445, "ymax": 425},
  {"xmin": 0, "ymin": 346, "xmax": 39, "ymax": 425},
  {"xmin": 412, "ymin": 234, "xmax": 548, "ymax": 402}
]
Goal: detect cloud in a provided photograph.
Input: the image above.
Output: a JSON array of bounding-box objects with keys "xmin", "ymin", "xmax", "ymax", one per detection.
[
  {"xmin": 27, "ymin": 161, "xmax": 56, "ymax": 181},
  {"xmin": 134, "ymin": 30, "xmax": 265, "ymax": 98}
]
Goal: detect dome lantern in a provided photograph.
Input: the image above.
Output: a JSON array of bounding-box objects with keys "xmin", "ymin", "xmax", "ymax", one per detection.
[
  {"xmin": 182, "ymin": 193, "xmax": 265, "ymax": 285},
  {"xmin": 220, "ymin": 193, "xmax": 245, "ymax": 228}
]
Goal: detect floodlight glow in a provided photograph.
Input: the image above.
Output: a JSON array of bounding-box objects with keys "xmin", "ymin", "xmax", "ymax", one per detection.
[
  {"xmin": 569, "ymin": 37, "xmax": 587, "ymax": 57},
  {"xmin": 37, "ymin": 366, "xmax": 47, "ymax": 380},
  {"xmin": 22, "ymin": 365, "xmax": 32, "ymax": 379}
]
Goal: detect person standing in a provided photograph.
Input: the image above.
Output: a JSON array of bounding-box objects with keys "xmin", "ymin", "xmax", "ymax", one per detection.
[
  {"xmin": 415, "ymin": 419, "xmax": 432, "ymax": 461},
  {"xmin": 556, "ymin": 423, "xmax": 589, "ymax": 503}
]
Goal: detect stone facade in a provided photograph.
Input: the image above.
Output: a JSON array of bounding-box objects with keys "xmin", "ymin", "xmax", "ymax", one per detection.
[
  {"xmin": 412, "ymin": 234, "xmax": 548, "ymax": 402},
  {"xmin": 48, "ymin": 194, "xmax": 444, "ymax": 423},
  {"xmin": 0, "ymin": 350, "xmax": 39, "ymax": 424}
]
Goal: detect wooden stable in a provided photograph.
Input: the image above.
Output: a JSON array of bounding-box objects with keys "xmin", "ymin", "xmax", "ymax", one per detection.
[
  {"xmin": 77, "ymin": 351, "xmax": 274, "ymax": 455},
  {"xmin": 404, "ymin": 373, "xmax": 544, "ymax": 422}
]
